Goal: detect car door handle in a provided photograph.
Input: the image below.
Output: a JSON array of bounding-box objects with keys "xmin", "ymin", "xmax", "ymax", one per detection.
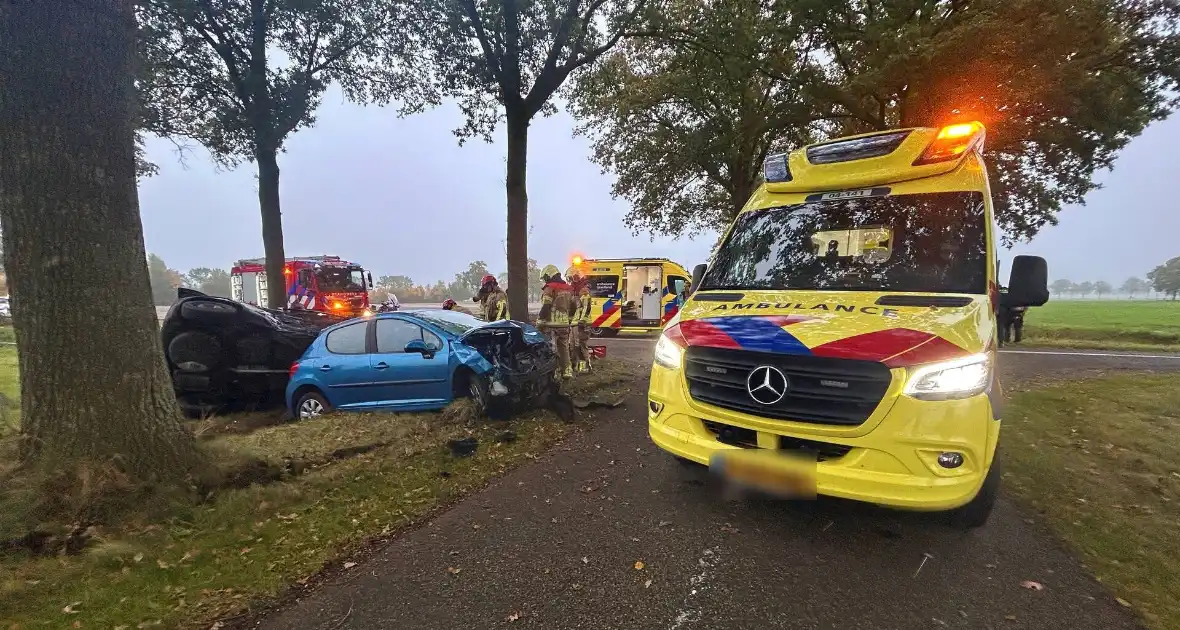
[
  {"xmin": 319, "ymin": 365, "xmax": 332, "ymax": 372},
  {"xmin": 374, "ymin": 362, "xmax": 389, "ymax": 370}
]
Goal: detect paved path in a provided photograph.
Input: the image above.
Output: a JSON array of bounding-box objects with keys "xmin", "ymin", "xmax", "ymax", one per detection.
[{"xmin": 256, "ymin": 340, "xmax": 1180, "ymax": 630}]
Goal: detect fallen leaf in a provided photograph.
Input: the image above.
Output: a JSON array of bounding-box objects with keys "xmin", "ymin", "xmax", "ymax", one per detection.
[
  {"xmin": 658, "ymin": 521, "xmax": 672, "ymax": 528},
  {"xmin": 1116, "ymin": 597, "xmax": 1132, "ymax": 608},
  {"xmin": 582, "ymin": 556, "xmax": 589, "ymax": 564},
  {"xmin": 634, "ymin": 560, "xmax": 645, "ymax": 570},
  {"xmin": 156, "ymin": 559, "xmax": 171, "ymax": 569},
  {"xmin": 506, "ymin": 612, "xmax": 521, "ymax": 622},
  {"xmin": 239, "ymin": 547, "xmax": 252, "ymax": 555},
  {"xmin": 447, "ymin": 567, "xmax": 462, "ymax": 575},
  {"xmin": 133, "ymin": 553, "xmax": 144, "ymax": 563},
  {"xmin": 343, "ymin": 562, "xmax": 357, "ymax": 569},
  {"xmin": 62, "ymin": 602, "xmax": 82, "ymax": 614},
  {"xmin": 72, "ymin": 622, "xmax": 81, "ymax": 629},
  {"xmin": 1020, "ymin": 580, "xmax": 1044, "ymax": 591},
  {"xmin": 1005, "ymin": 615, "xmax": 1017, "ymax": 621},
  {"xmin": 644, "ymin": 579, "xmax": 652, "ymax": 588},
  {"xmin": 720, "ymin": 524, "xmax": 740, "ymax": 534}
]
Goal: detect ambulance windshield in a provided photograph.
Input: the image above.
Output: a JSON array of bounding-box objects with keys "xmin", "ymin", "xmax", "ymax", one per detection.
[
  {"xmin": 317, "ymin": 267, "xmax": 367, "ymax": 293},
  {"xmin": 700, "ymin": 191, "xmax": 987, "ymax": 295}
]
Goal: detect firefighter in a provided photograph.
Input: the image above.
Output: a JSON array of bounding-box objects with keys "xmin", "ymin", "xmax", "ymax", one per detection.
[
  {"xmin": 474, "ymin": 274, "xmax": 509, "ymax": 321},
  {"xmin": 442, "ymin": 298, "xmax": 472, "ymax": 315},
  {"xmin": 538, "ymin": 264, "xmax": 576, "ymax": 379},
  {"xmin": 568, "ymin": 272, "xmax": 593, "ymax": 373}
]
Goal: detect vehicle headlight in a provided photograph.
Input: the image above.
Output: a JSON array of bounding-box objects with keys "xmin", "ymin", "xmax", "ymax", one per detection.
[
  {"xmin": 903, "ymin": 353, "xmax": 992, "ymax": 401},
  {"xmin": 653, "ymin": 329, "xmax": 686, "ymax": 369}
]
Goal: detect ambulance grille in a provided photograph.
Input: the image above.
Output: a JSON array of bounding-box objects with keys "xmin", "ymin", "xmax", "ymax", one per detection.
[{"xmin": 684, "ymin": 347, "xmax": 892, "ymax": 426}]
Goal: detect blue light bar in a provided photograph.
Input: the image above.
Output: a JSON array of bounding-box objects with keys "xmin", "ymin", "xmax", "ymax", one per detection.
[
  {"xmin": 805, "ymin": 130, "xmax": 912, "ymax": 165},
  {"xmin": 763, "ymin": 153, "xmax": 792, "ymax": 183}
]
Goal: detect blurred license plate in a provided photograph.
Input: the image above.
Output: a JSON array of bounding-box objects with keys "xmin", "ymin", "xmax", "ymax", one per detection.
[{"xmin": 709, "ymin": 449, "xmax": 816, "ymax": 499}]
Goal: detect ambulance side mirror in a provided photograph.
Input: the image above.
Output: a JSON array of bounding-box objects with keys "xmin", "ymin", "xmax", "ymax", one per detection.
[
  {"xmin": 691, "ymin": 264, "xmax": 707, "ymax": 293},
  {"xmin": 1006, "ymin": 255, "xmax": 1049, "ymax": 308}
]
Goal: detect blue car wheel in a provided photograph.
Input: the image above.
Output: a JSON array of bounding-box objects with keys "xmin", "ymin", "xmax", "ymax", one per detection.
[{"xmin": 296, "ymin": 390, "xmax": 332, "ymax": 419}]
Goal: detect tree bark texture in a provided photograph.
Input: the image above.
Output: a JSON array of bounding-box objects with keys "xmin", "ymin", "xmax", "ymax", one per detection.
[
  {"xmin": 255, "ymin": 146, "xmax": 287, "ymax": 310},
  {"xmin": 504, "ymin": 113, "xmax": 530, "ymax": 321},
  {"xmin": 0, "ymin": 0, "xmax": 205, "ymax": 481}
]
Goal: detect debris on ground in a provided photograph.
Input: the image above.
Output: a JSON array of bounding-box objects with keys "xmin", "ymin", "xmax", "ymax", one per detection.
[
  {"xmin": 495, "ymin": 430, "xmax": 518, "ymax": 444},
  {"xmin": 447, "ymin": 438, "xmax": 479, "ymax": 458}
]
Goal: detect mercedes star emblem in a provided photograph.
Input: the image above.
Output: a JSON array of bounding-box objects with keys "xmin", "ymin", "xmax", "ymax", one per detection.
[{"xmin": 747, "ymin": 365, "xmax": 789, "ymax": 405}]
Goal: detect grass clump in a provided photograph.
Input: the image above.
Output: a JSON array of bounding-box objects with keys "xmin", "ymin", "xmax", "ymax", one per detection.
[{"xmin": 1003, "ymin": 373, "xmax": 1180, "ymax": 629}]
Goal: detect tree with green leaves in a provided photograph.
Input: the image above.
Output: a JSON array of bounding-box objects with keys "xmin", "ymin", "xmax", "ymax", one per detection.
[
  {"xmin": 1, "ymin": 0, "xmax": 206, "ymax": 481},
  {"xmin": 1049, "ymin": 278, "xmax": 1074, "ymax": 297},
  {"xmin": 1120, "ymin": 276, "xmax": 1148, "ymax": 299},
  {"xmin": 1148, "ymin": 256, "xmax": 1180, "ymax": 300},
  {"xmin": 185, "ymin": 267, "xmax": 233, "ymax": 296},
  {"xmin": 138, "ymin": 0, "xmax": 427, "ymax": 309},
  {"xmin": 573, "ymin": 0, "xmax": 833, "ymax": 235},
  {"xmin": 576, "ymin": 0, "xmax": 1180, "ymax": 242},
  {"xmin": 376, "ymin": 274, "xmax": 415, "ymax": 298},
  {"xmin": 148, "ymin": 253, "xmax": 185, "ymax": 305},
  {"xmin": 1094, "ymin": 280, "xmax": 1113, "ymax": 298},
  {"xmin": 412, "ymin": 0, "xmax": 647, "ymax": 319},
  {"xmin": 1077, "ymin": 281, "xmax": 1096, "ymax": 298}
]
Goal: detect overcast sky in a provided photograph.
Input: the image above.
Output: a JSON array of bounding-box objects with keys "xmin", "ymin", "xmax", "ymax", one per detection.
[{"xmin": 138, "ymin": 92, "xmax": 1178, "ymax": 286}]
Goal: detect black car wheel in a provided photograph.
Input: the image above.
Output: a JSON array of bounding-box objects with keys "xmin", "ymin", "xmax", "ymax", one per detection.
[
  {"xmin": 167, "ymin": 331, "xmax": 222, "ymax": 373},
  {"xmin": 465, "ymin": 372, "xmax": 489, "ymax": 414},
  {"xmin": 295, "ymin": 390, "xmax": 332, "ymax": 419},
  {"xmin": 180, "ymin": 299, "xmax": 239, "ymax": 323}
]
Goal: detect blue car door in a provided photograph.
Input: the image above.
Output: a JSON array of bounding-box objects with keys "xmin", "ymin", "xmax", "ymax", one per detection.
[
  {"xmin": 370, "ymin": 317, "xmax": 452, "ymax": 409},
  {"xmin": 314, "ymin": 320, "xmax": 374, "ymax": 409}
]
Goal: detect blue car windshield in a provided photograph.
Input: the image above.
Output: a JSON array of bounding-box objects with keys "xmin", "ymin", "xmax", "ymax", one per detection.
[{"xmin": 413, "ymin": 310, "xmax": 485, "ymax": 336}]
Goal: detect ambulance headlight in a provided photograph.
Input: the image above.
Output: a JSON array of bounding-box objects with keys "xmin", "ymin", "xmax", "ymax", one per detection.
[
  {"xmin": 653, "ymin": 323, "xmax": 688, "ymax": 369},
  {"xmin": 903, "ymin": 353, "xmax": 991, "ymax": 401}
]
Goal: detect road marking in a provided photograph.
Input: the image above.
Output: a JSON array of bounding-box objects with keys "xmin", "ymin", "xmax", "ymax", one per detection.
[
  {"xmin": 669, "ymin": 546, "xmax": 722, "ymax": 630},
  {"xmin": 999, "ymin": 349, "xmax": 1180, "ymax": 360}
]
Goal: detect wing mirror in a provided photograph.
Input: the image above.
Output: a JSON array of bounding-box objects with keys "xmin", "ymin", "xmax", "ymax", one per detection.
[
  {"xmin": 691, "ymin": 264, "xmax": 707, "ymax": 294},
  {"xmin": 405, "ymin": 339, "xmax": 436, "ymax": 358},
  {"xmin": 1004, "ymin": 255, "xmax": 1049, "ymax": 308}
]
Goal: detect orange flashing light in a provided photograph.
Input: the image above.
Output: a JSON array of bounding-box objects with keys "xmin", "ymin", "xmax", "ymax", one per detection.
[
  {"xmin": 332, "ymin": 302, "xmax": 344, "ymax": 310},
  {"xmin": 571, "ymin": 255, "xmax": 584, "ymax": 266},
  {"xmin": 914, "ymin": 121, "xmax": 986, "ymax": 166},
  {"xmin": 283, "ymin": 266, "xmax": 292, "ymax": 275}
]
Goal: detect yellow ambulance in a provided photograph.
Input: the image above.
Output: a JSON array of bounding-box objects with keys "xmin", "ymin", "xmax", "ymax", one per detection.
[
  {"xmin": 646, "ymin": 122, "xmax": 1049, "ymax": 528},
  {"xmin": 565, "ymin": 257, "xmax": 691, "ymax": 336}
]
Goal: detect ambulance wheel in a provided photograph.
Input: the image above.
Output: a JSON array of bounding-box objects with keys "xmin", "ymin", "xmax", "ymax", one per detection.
[
  {"xmin": 180, "ymin": 299, "xmax": 239, "ymax": 323},
  {"xmin": 948, "ymin": 453, "xmax": 1002, "ymax": 529},
  {"xmin": 167, "ymin": 331, "xmax": 221, "ymax": 373}
]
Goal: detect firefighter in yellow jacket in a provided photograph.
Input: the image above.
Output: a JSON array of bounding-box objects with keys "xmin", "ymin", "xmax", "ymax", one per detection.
[
  {"xmin": 474, "ymin": 274, "xmax": 509, "ymax": 321},
  {"xmin": 568, "ymin": 272, "xmax": 593, "ymax": 373},
  {"xmin": 538, "ymin": 264, "xmax": 576, "ymax": 379}
]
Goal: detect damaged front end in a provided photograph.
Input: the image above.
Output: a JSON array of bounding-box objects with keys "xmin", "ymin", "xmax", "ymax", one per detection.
[{"xmin": 457, "ymin": 320, "xmax": 567, "ymax": 418}]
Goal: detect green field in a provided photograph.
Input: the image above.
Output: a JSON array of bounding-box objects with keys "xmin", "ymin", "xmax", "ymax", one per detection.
[{"xmin": 1023, "ymin": 300, "xmax": 1180, "ymax": 350}]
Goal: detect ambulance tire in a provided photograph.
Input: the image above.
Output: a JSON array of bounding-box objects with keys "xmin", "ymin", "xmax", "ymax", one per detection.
[
  {"xmin": 180, "ymin": 299, "xmax": 239, "ymax": 323},
  {"xmin": 948, "ymin": 453, "xmax": 1001, "ymax": 530},
  {"xmin": 235, "ymin": 335, "xmax": 271, "ymax": 365},
  {"xmin": 167, "ymin": 331, "xmax": 221, "ymax": 373}
]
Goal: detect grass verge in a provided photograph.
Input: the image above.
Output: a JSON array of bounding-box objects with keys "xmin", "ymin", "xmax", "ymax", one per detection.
[
  {"xmin": 1020, "ymin": 301, "xmax": 1180, "ymax": 351},
  {"xmin": 1003, "ymin": 373, "xmax": 1180, "ymax": 629},
  {"xmin": 0, "ymin": 356, "xmax": 640, "ymax": 629}
]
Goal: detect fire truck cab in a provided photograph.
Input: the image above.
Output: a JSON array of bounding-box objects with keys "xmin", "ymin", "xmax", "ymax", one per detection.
[{"xmin": 230, "ymin": 255, "xmax": 373, "ymax": 316}]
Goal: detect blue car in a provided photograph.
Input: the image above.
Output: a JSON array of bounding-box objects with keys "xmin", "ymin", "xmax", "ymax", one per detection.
[{"xmin": 285, "ymin": 310, "xmax": 559, "ymax": 419}]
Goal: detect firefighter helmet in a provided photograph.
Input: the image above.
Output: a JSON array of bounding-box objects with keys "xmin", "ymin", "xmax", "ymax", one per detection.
[
  {"xmin": 541, "ymin": 264, "xmax": 560, "ymax": 282},
  {"xmin": 442, "ymin": 298, "xmax": 457, "ymax": 310}
]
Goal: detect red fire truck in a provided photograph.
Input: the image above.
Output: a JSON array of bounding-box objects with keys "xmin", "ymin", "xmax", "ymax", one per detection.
[{"xmin": 230, "ymin": 255, "xmax": 373, "ymax": 315}]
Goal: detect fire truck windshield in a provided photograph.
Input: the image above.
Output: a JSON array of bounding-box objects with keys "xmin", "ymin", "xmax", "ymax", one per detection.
[{"xmin": 317, "ymin": 267, "xmax": 366, "ymax": 293}]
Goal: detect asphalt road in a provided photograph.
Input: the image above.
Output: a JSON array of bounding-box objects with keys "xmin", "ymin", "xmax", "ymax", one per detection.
[{"xmin": 256, "ymin": 339, "xmax": 1180, "ymax": 630}]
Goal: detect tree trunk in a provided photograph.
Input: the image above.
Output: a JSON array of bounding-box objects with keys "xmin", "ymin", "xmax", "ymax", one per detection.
[
  {"xmin": 0, "ymin": 0, "xmax": 205, "ymax": 481},
  {"xmin": 504, "ymin": 113, "xmax": 530, "ymax": 321},
  {"xmin": 255, "ymin": 146, "xmax": 287, "ymax": 309}
]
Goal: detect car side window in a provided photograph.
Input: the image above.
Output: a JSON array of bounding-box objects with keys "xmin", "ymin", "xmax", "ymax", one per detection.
[
  {"xmin": 376, "ymin": 319, "xmax": 431, "ymax": 353},
  {"xmin": 325, "ymin": 322, "xmax": 368, "ymax": 355},
  {"xmin": 423, "ymin": 329, "xmax": 442, "ymax": 351}
]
